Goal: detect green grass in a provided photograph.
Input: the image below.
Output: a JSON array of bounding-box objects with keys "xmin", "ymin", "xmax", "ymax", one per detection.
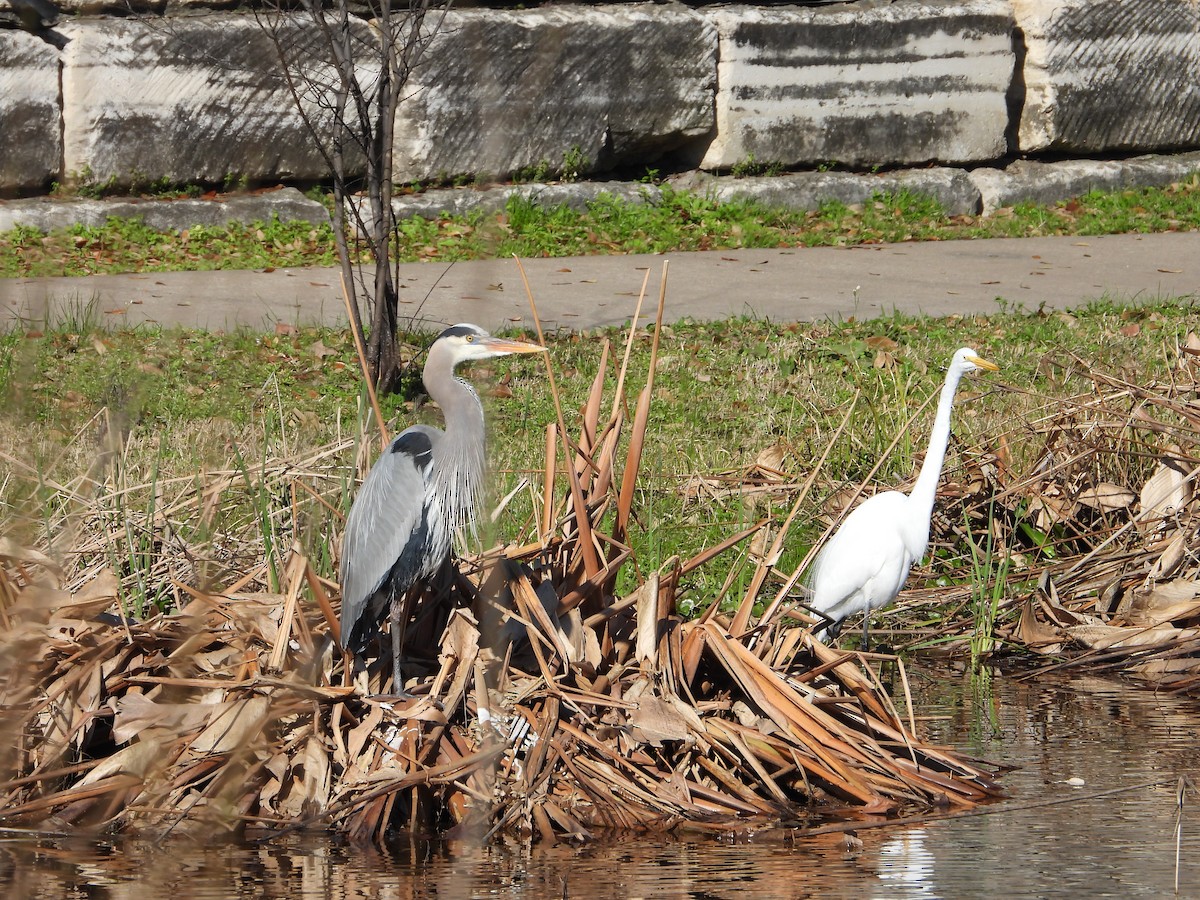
[
  {"xmin": 966, "ymin": 500, "xmax": 1010, "ymax": 668},
  {"xmin": 1, "ymin": 216, "xmax": 338, "ymax": 278},
  {"xmin": 4, "ymin": 296, "xmax": 1196, "ymax": 616},
  {"xmin": 3, "ymin": 176, "xmax": 1199, "ymax": 278}
]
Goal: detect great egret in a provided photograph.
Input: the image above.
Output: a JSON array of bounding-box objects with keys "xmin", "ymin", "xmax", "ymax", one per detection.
[
  {"xmin": 808, "ymin": 347, "xmax": 999, "ymax": 645},
  {"xmin": 339, "ymin": 323, "xmax": 546, "ymax": 692}
]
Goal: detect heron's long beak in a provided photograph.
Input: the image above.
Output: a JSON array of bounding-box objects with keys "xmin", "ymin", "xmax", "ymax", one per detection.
[
  {"xmin": 967, "ymin": 354, "xmax": 999, "ymax": 372},
  {"xmin": 485, "ymin": 337, "xmax": 548, "ymax": 355}
]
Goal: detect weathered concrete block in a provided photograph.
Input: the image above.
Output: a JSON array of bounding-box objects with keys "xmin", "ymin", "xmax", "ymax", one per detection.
[
  {"xmin": 392, "ymin": 6, "xmax": 716, "ymax": 183},
  {"xmin": 970, "ymin": 152, "xmax": 1200, "ymax": 215},
  {"xmin": 0, "ymin": 29, "xmax": 61, "ymax": 195},
  {"xmin": 58, "ymin": 14, "xmax": 374, "ymax": 189},
  {"xmin": 388, "ymin": 181, "xmax": 660, "ymax": 221},
  {"xmin": 700, "ymin": 1, "xmax": 1013, "ymax": 171},
  {"xmin": 686, "ymin": 168, "xmax": 982, "ymax": 217},
  {"xmin": 387, "ymin": 166, "xmax": 986, "ymax": 225},
  {"xmin": 10, "ymin": 0, "xmax": 246, "ymax": 12},
  {"xmin": 0, "ymin": 187, "xmax": 330, "ymax": 233},
  {"xmin": 1015, "ymin": 0, "xmax": 1200, "ymax": 153}
]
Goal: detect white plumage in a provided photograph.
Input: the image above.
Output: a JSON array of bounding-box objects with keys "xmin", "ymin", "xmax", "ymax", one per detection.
[{"xmin": 808, "ymin": 347, "xmax": 999, "ymax": 644}]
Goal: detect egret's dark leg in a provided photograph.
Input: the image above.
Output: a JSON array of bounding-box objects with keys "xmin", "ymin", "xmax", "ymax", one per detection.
[
  {"xmin": 861, "ymin": 614, "xmax": 871, "ymax": 653},
  {"xmin": 824, "ymin": 614, "xmax": 843, "ymax": 642}
]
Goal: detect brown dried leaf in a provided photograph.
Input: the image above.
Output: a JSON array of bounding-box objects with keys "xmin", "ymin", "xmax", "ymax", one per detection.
[
  {"xmin": 274, "ymin": 736, "xmax": 332, "ymax": 819},
  {"xmin": 191, "ymin": 696, "xmax": 272, "ymax": 753},
  {"xmin": 1077, "ymin": 483, "xmax": 1135, "ymax": 512},
  {"xmin": 76, "ymin": 738, "xmax": 164, "ymax": 788},
  {"xmin": 37, "ymin": 657, "xmax": 105, "ymax": 760},
  {"xmin": 1029, "ymin": 494, "xmax": 1075, "ymax": 529},
  {"xmin": 344, "ymin": 703, "xmax": 385, "ymax": 773},
  {"xmin": 1148, "ymin": 532, "xmax": 1189, "ymax": 581},
  {"xmin": 1127, "ymin": 579, "xmax": 1200, "ymax": 627},
  {"xmin": 1128, "ymin": 658, "xmax": 1200, "ymax": 683},
  {"xmin": 1066, "ymin": 623, "xmax": 1200, "ymax": 651},
  {"xmin": 1014, "ymin": 598, "xmax": 1066, "ymax": 654},
  {"xmin": 7, "ymin": 581, "xmax": 72, "ymax": 624},
  {"xmin": 113, "ymin": 694, "xmax": 210, "ymax": 743},
  {"xmin": 0, "ymin": 537, "xmax": 63, "ymax": 579},
  {"xmin": 51, "ymin": 570, "xmax": 120, "ymax": 620},
  {"xmin": 1140, "ymin": 455, "xmax": 1192, "ymax": 525},
  {"xmin": 628, "ymin": 696, "xmax": 694, "ymax": 746},
  {"xmin": 865, "ymin": 336, "xmax": 899, "ymax": 352},
  {"xmin": 754, "ymin": 444, "xmax": 788, "ymax": 474}
]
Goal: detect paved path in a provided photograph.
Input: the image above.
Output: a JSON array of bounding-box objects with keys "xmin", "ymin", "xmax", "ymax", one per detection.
[{"xmin": 2, "ymin": 232, "xmax": 1197, "ymax": 333}]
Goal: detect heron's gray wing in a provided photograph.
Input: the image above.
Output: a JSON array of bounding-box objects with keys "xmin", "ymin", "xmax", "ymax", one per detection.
[{"xmin": 339, "ymin": 425, "xmax": 442, "ymax": 649}]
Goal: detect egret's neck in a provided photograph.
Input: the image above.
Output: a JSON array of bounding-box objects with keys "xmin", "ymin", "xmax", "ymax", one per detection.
[
  {"xmin": 906, "ymin": 366, "xmax": 966, "ymax": 549},
  {"xmin": 424, "ymin": 356, "xmax": 486, "ymax": 530}
]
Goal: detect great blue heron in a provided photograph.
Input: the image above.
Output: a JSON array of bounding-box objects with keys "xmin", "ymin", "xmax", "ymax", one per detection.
[
  {"xmin": 808, "ymin": 347, "xmax": 999, "ymax": 645},
  {"xmin": 339, "ymin": 323, "xmax": 546, "ymax": 692}
]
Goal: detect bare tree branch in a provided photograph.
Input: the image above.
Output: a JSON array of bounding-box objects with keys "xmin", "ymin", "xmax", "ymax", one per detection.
[{"xmin": 258, "ymin": 0, "xmax": 452, "ymax": 392}]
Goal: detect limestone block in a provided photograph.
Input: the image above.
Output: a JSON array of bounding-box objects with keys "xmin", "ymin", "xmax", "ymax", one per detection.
[
  {"xmin": 970, "ymin": 152, "xmax": 1200, "ymax": 215},
  {"xmin": 59, "ymin": 14, "xmax": 375, "ymax": 189},
  {"xmin": 701, "ymin": 1, "xmax": 1013, "ymax": 171},
  {"xmin": 697, "ymin": 168, "xmax": 982, "ymax": 217},
  {"xmin": 1015, "ymin": 0, "xmax": 1200, "ymax": 154},
  {"xmin": 0, "ymin": 29, "xmax": 61, "ymax": 194},
  {"xmin": 392, "ymin": 6, "xmax": 716, "ymax": 183},
  {"xmin": 388, "ymin": 181, "xmax": 660, "ymax": 221},
  {"xmin": 0, "ymin": 187, "xmax": 330, "ymax": 233}
]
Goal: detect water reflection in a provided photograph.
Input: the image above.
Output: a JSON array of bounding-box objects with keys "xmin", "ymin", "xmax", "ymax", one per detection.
[
  {"xmin": 874, "ymin": 829, "xmax": 937, "ymax": 899},
  {"xmin": 2, "ymin": 671, "xmax": 1197, "ymax": 899}
]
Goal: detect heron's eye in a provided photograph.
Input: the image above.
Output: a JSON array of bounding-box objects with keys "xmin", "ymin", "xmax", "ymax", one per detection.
[{"xmin": 466, "ymin": 335, "xmax": 475, "ymax": 343}]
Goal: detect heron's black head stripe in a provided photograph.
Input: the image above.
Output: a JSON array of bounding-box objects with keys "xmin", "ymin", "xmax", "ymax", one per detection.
[
  {"xmin": 391, "ymin": 430, "xmax": 434, "ymax": 471},
  {"xmin": 436, "ymin": 324, "xmax": 486, "ymax": 342}
]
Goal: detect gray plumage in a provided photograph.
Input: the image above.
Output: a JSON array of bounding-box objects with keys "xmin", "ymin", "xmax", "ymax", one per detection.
[{"xmin": 338, "ymin": 323, "xmax": 546, "ymax": 693}]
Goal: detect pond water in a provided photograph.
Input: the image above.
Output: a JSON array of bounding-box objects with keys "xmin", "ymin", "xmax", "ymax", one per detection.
[{"xmin": 3, "ymin": 668, "xmax": 1198, "ymax": 899}]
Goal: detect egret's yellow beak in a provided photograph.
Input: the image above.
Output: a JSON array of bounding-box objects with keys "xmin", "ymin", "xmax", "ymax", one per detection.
[{"xmin": 968, "ymin": 354, "xmax": 999, "ymax": 372}]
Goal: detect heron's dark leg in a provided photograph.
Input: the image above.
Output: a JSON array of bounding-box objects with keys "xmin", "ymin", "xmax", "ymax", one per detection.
[{"xmin": 389, "ymin": 591, "xmax": 411, "ymax": 696}]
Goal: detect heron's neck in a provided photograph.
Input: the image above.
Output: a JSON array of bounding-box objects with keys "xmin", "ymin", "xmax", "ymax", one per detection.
[
  {"xmin": 424, "ymin": 358, "xmax": 486, "ymax": 531},
  {"xmin": 906, "ymin": 366, "xmax": 965, "ymax": 548}
]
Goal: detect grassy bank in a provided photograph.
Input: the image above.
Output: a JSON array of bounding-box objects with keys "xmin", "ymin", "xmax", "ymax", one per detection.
[
  {"xmin": 3, "ymin": 175, "xmax": 1200, "ymax": 278},
  {"xmin": 3, "ymin": 296, "xmax": 1196, "ymax": 626}
]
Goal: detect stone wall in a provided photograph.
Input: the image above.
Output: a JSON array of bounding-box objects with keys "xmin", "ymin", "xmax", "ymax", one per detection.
[
  {"xmin": 703, "ymin": 1, "xmax": 1013, "ymax": 170},
  {"xmin": 2, "ymin": 0, "xmax": 1199, "ymax": 197}
]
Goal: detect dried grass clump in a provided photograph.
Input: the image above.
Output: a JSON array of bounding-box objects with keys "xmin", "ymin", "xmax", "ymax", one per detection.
[
  {"xmin": 989, "ymin": 336, "xmax": 1200, "ymax": 689},
  {"xmin": 0, "ymin": 280, "xmax": 1001, "ymax": 842}
]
